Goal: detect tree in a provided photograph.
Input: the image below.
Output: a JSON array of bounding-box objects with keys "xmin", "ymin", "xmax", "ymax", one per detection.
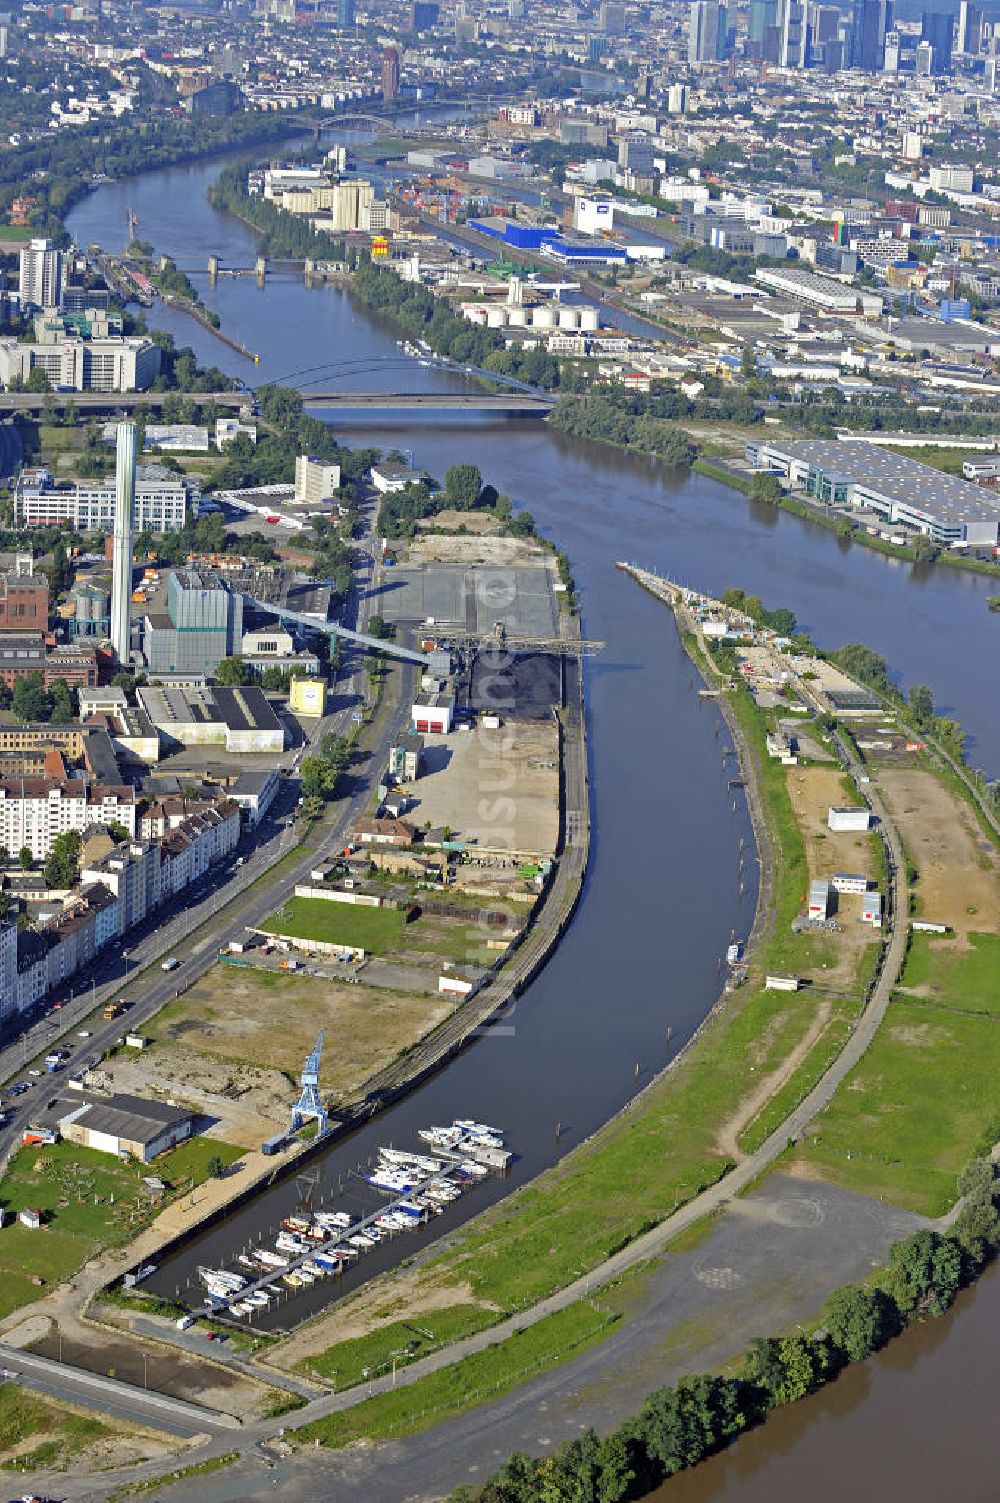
[
  {"xmin": 18, "ymin": 846, "xmax": 33, "ymax": 871},
  {"xmin": 822, "ymin": 1284, "xmax": 894, "ymax": 1362},
  {"xmin": 25, "ymin": 365, "xmax": 52, "ymax": 393},
  {"xmin": 908, "ymin": 683, "xmax": 935, "ymax": 728},
  {"xmin": 43, "ymin": 829, "xmax": 82, "ymax": 889},
  {"xmin": 214, "ymin": 656, "xmax": 254, "ymax": 687},
  {"xmin": 749, "ymin": 472, "xmax": 782, "ymax": 505},
  {"xmin": 206, "ymin": 1154, "xmax": 227, "ymax": 1179},
  {"xmin": 883, "ymin": 1229, "xmax": 963, "ymax": 1318},
  {"xmin": 107, "ymin": 822, "xmax": 130, "ymax": 843},
  {"xmin": 443, "ymin": 463, "xmax": 483, "ymax": 510},
  {"xmin": 12, "ymin": 672, "xmax": 49, "ymax": 724},
  {"xmin": 48, "ymin": 677, "xmax": 74, "ymax": 724}
]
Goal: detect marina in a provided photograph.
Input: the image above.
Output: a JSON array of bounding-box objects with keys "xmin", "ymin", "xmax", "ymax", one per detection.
[{"xmin": 180, "ymin": 1122, "xmax": 511, "ymax": 1327}]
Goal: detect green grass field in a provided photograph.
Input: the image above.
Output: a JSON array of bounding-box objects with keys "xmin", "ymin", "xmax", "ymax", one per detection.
[
  {"xmin": 896, "ymin": 932, "xmax": 1000, "ymax": 1015},
  {"xmin": 295, "ymin": 1301, "xmax": 617, "ymax": 1449},
  {"xmin": 0, "ymin": 1381, "xmax": 114, "ymax": 1470},
  {"xmin": 299, "ymin": 665, "xmax": 881, "ymax": 1375},
  {"xmin": 305, "ymin": 1303, "xmax": 498, "ymax": 1388},
  {"xmin": 0, "ymin": 1137, "xmax": 242, "ymax": 1322},
  {"xmin": 261, "ymin": 897, "xmax": 406, "ymax": 953},
  {"xmin": 789, "ymin": 996, "xmax": 1000, "ymax": 1214},
  {"xmin": 738, "ymin": 1003, "xmax": 860, "ymax": 1154}
]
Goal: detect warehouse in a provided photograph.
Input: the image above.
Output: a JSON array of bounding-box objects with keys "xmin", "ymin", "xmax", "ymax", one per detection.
[
  {"xmin": 43, "ymin": 1091, "xmax": 195, "ymax": 1162},
  {"xmin": 754, "ymin": 266, "xmax": 868, "ymax": 312},
  {"xmin": 746, "ymin": 437, "xmax": 1000, "ymax": 546},
  {"xmin": 137, "ymin": 684, "xmax": 285, "ymax": 754}
]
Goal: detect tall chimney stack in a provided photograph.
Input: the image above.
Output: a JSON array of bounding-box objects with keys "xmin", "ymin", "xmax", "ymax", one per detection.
[{"xmin": 110, "ymin": 420, "xmax": 137, "ymax": 666}]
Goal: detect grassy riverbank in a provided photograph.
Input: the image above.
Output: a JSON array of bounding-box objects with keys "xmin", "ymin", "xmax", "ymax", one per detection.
[
  {"xmin": 295, "ymin": 1302, "xmax": 618, "ymax": 1450},
  {"xmin": 279, "ymin": 590, "xmax": 879, "ymax": 1388}
]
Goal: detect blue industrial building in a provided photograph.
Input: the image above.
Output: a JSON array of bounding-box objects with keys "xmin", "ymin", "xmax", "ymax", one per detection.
[{"xmin": 468, "ymin": 217, "xmax": 558, "ymax": 251}]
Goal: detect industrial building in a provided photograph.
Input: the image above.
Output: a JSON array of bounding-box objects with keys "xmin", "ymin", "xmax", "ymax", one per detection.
[
  {"xmin": 40, "ymin": 1091, "xmax": 195, "ymax": 1162},
  {"xmin": 0, "ymin": 634, "xmax": 98, "ymax": 689},
  {"xmin": 136, "ymin": 684, "xmax": 285, "ymax": 754},
  {"xmin": 411, "ymin": 691, "xmax": 454, "ymax": 734},
  {"xmin": 746, "ymin": 438, "xmax": 1000, "ymax": 546},
  {"xmin": 754, "ymin": 265, "xmax": 873, "ymax": 312},
  {"xmin": 808, "ymin": 879, "xmax": 833, "ymax": 919},
  {"xmin": 0, "ymin": 567, "xmax": 47, "ymax": 632},
  {"xmin": 289, "ymin": 676, "xmax": 327, "ymax": 716},
  {"xmin": 142, "ymin": 569, "xmax": 244, "ymax": 676}
]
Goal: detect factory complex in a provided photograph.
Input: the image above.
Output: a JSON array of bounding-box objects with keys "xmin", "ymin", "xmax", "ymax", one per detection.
[{"xmin": 746, "ymin": 436, "xmax": 1000, "ymax": 545}]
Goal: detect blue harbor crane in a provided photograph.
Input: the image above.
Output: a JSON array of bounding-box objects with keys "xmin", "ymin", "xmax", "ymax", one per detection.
[{"xmin": 290, "ymin": 1030, "xmax": 328, "ymax": 1139}]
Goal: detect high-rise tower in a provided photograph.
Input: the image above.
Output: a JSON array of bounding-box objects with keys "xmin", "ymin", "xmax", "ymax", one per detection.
[{"xmin": 111, "ymin": 420, "xmax": 137, "ymax": 666}]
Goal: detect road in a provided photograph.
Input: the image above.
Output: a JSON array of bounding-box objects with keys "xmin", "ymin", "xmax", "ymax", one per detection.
[
  {"xmin": 0, "ymin": 1343, "xmax": 238, "ymax": 1439},
  {"xmin": 0, "ymin": 501, "xmax": 391, "ymax": 1165}
]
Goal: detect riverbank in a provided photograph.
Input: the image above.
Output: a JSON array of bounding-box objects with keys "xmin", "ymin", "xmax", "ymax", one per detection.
[
  {"xmin": 693, "ymin": 456, "xmax": 1000, "ymax": 580},
  {"xmin": 258, "ymin": 568, "xmax": 897, "ymax": 1388}
]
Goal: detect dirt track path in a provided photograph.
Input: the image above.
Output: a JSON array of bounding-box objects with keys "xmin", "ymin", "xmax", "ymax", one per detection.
[{"xmin": 715, "ymin": 1000, "xmax": 832, "ymax": 1162}]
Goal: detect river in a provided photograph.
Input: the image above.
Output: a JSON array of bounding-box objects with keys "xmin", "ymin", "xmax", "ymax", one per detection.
[{"xmin": 64, "ymin": 123, "xmax": 1000, "ymax": 1491}]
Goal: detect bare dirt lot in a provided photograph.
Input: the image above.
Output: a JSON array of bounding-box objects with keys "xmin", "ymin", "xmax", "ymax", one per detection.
[
  {"xmin": 415, "ymin": 508, "xmax": 501, "ymax": 535},
  {"xmin": 103, "ymin": 966, "xmax": 461, "ymax": 1128},
  {"xmin": 405, "ymin": 717, "xmax": 559, "ymax": 859},
  {"xmin": 876, "ymin": 766, "xmax": 1000, "ymax": 935},
  {"xmin": 407, "ymin": 532, "xmax": 557, "ymax": 568},
  {"xmin": 786, "ymin": 763, "xmax": 881, "ymax": 991}
]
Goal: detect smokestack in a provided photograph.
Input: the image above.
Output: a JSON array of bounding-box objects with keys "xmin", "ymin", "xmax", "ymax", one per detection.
[{"xmin": 110, "ymin": 420, "xmax": 137, "ymax": 666}]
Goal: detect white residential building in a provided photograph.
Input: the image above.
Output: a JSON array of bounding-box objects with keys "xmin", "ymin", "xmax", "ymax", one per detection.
[
  {"xmin": 0, "ymin": 919, "xmax": 16, "ymax": 1024},
  {"xmin": 0, "ymin": 778, "xmax": 138, "ymax": 863},
  {"xmin": 294, "ymin": 454, "xmax": 341, "ymax": 504},
  {"xmin": 18, "ymin": 239, "xmax": 63, "ymax": 309}
]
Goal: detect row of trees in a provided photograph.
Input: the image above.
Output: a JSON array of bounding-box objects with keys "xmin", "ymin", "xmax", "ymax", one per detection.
[
  {"xmin": 207, "ymin": 168, "xmax": 350, "ymax": 263},
  {"xmin": 719, "ymin": 587, "xmax": 797, "ymax": 638},
  {"xmin": 830, "ymin": 642, "xmax": 967, "ymax": 763},
  {"xmin": 458, "ymin": 1161, "xmax": 1000, "ymax": 1503},
  {"xmin": 0, "ymin": 110, "xmax": 305, "ymax": 246},
  {"xmin": 351, "ymin": 260, "xmax": 563, "ymax": 392},
  {"xmin": 549, "ymin": 394, "xmax": 697, "ymax": 469},
  {"xmin": 300, "ymin": 733, "xmax": 352, "ymax": 819}
]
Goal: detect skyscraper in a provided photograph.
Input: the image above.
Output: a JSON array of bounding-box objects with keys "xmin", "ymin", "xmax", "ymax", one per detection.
[
  {"xmin": 688, "ymin": 0, "xmax": 727, "ymax": 62},
  {"xmin": 18, "ymin": 238, "xmax": 62, "ymax": 309},
  {"xmin": 111, "ymin": 422, "xmax": 137, "ymax": 668},
  {"xmin": 851, "ymin": 0, "xmax": 891, "ymax": 70},
  {"xmin": 381, "ymin": 44, "xmax": 400, "ymax": 101},
  {"xmin": 920, "ymin": 9, "xmax": 953, "ymax": 73},
  {"xmin": 750, "ymin": 0, "xmax": 777, "ymax": 46},
  {"xmin": 778, "ymin": 0, "xmax": 808, "ymax": 67},
  {"xmin": 337, "ymin": 0, "xmax": 355, "ymax": 24},
  {"xmin": 957, "ymin": 0, "xmax": 981, "ymax": 53},
  {"xmin": 883, "ymin": 26, "xmax": 901, "ymax": 69}
]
